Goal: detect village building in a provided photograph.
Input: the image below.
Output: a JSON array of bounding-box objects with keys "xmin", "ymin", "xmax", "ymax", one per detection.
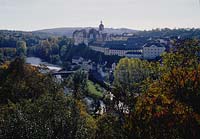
[
  {"xmin": 72, "ymin": 56, "xmax": 84, "ymax": 65},
  {"xmin": 143, "ymin": 42, "xmax": 166, "ymax": 60}
]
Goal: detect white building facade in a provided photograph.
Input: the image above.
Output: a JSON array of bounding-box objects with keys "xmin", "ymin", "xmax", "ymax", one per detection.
[
  {"xmin": 89, "ymin": 45, "xmax": 142, "ymax": 57},
  {"xmin": 125, "ymin": 52, "xmax": 142, "ymax": 59},
  {"xmin": 143, "ymin": 43, "xmax": 166, "ymax": 60}
]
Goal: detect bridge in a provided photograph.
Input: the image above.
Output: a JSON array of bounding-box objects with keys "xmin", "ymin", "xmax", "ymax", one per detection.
[{"xmin": 51, "ymin": 70, "xmax": 76, "ymax": 76}]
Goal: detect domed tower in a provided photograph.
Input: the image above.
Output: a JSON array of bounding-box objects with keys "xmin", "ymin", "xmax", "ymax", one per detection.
[{"xmin": 99, "ymin": 21, "xmax": 104, "ymax": 32}]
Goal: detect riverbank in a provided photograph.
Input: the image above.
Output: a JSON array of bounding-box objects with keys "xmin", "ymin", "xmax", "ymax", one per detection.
[{"xmin": 26, "ymin": 57, "xmax": 62, "ymax": 71}]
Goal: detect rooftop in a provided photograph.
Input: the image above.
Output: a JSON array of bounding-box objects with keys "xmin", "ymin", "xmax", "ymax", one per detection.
[
  {"xmin": 91, "ymin": 39, "xmax": 145, "ymax": 50},
  {"xmin": 143, "ymin": 42, "xmax": 166, "ymax": 48},
  {"xmin": 126, "ymin": 52, "xmax": 142, "ymax": 55}
]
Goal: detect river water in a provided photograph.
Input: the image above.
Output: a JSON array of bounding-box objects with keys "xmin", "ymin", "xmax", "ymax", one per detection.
[{"xmin": 26, "ymin": 57, "xmax": 62, "ymax": 71}]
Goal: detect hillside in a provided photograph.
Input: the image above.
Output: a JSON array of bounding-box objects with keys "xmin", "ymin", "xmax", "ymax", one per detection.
[{"xmin": 34, "ymin": 27, "xmax": 138, "ymax": 37}]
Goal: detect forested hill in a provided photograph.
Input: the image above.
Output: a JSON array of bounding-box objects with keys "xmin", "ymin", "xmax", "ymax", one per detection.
[
  {"xmin": 34, "ymin": 27, "xmax": 138, "ymax": 37},
  {"xmin": 2, "ymin": 28, "xmax": 200, "ymax": 39},
  {"xmin": 136, "ymin": 28, "xmax": 200, "ymax": 39}
]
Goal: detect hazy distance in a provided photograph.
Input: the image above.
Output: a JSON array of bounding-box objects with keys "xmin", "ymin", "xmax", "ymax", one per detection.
[{"xmin": 0, "ymin": 0, "xmax": 200, "ymax": 31}]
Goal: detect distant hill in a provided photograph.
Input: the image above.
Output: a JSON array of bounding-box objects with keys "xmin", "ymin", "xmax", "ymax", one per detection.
[{"xmin": 34, "ymin": 27, "xmax": 138, "ymax": 37}]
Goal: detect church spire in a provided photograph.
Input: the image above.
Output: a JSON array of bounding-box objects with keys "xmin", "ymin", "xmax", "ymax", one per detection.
[{"xmin": 99, "ymin": 20, "xmax": 104, "ymax": 31}]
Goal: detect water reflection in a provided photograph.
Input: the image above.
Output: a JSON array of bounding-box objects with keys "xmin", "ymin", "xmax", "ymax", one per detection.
[{"xmin": 26, "ymin": 57, "xmax": 62, "ymax": 71}]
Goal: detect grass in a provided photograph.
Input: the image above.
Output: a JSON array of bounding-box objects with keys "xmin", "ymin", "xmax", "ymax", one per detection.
[{"xmin": 87, "ymin": 80, "xmax": 103, "ymax": 99}]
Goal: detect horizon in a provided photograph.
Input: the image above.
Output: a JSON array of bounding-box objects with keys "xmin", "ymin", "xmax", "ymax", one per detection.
[
  {"xmin": 0, "ymin": 0, "xmax": 200, "ymax": 31},
  {"xmin": 1, "ymin": 26, "xmax": 200, "ymax": 32}
]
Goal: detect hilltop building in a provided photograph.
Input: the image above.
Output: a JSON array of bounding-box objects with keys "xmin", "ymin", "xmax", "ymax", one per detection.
[
  {"xmin": 73, "ymin": 22, "xmax": 167, "ymax": 60},
  {"xmin": 89, "ymin": 43, "xmax": 142, "ymax": 57},
  {"xmin": 73, "ymin": 30, "xmax": 88, "ymax": 46},
  {"xmin": 73, "ymin": 21, "xmax": 110, "ymax": 46},
  {"xmin": 89, "ymin": 37, "xmax": 148, "ymax": 57}
]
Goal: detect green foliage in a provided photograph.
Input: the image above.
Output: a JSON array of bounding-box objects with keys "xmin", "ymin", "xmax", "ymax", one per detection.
[
  {"xmin": 60, "ymin": 45, "xmax": 69, "ymax": 59},
  {"xmin": 16, "ymin": 41, "xmax": 27, "ymax": 57},
  {"xmin": 137, "ymin": 28, "xmax": 200, "ymax": 39},
  {"xmin": 0, "ymin": 93, "xmax": 72, "ymax": 139},
  {"xmin": 113, "ymin": 58, "xmax": 159, "ymax": 114},
  {"xmin": 109, "ymin": 39, "xmax": 200, "ymax": 139},
  {"xmin": 27, "ymin": 37, "xmax": 73, "ymax": 65},
  {"xmin": 50, "ymin": 54, "xmax": 60, "ymax": 64},
  {"xmin": 114, "ymin": 58, "xmax": 153, "ymax": 93},
  {"xmin": 67, "ymin": 70, "xmax": 88, "ymax": 99},
  {"xmin": 87, "ymin": 80, "xmax": 103, "ymax": 99},
  {"xmin": 0, "ymin": 31, "xmax": 120, "ymax": 67},
  {"xmin": 96, "ymin": 114, "xmax": 127, "ymax": 139},
  {"xmin": 1, "ymin": 36, "xmax": 200, "ymax": 139},
  {"xmin": 65, "ymin": 44, "xmax": 121, "ymax": 67},
  {"xmin": 0, "ymin": 58, "xmax": 56, "ymax": 104},
  {"xmin": 0, "ymin": 59, "xmax": 97, "ymax": 139},
  {"xmin": 0, "ymin": 48, "xmax": 17, "ymax": 60}
]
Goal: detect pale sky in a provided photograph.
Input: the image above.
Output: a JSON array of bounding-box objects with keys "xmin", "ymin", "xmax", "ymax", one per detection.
[{"xmin": 0, "ymin": 0, "xmax": 200, "ymax": 31}]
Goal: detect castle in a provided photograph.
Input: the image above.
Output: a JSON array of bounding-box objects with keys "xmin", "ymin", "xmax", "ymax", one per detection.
[
  {"xmin": 72, "ymin": 22, "xmax": 167, "ymax": 59},
  {"xmin": 73, "ymin": 21, "xmax": 111, "ymax": 46}
]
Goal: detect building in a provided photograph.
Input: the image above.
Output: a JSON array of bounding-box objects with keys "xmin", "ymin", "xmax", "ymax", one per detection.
[
  {"xmin": 73, "ymin": 21, "xmax": 110, "ymax": 46},
  {"xmin": 81, "ymin": 60, "xmax": 93, "ymax": 71},
  {"xmin": 89, "ymin": 40, "xmax": 143, "ymax": 57},
  {"xmin": 125, "ymin": 52, "xmax": 142, "ymax": 59},
  {"xmin": 73, "ymin": 30, "xmax": 88, "ymax": 46},
  {"xmin": 72, "ymin": 56, "xmax": 84, "ymax": 65},
  {"xmin": 88, "ymin": 28, "xmax": 100, "ymax": 42},
  {"xmin": 89, "ymin": 44, "xmax": 142, "ymax": 57},
  {"xmin": 111, "ymin": 63, "xmax": 117, "ymax": 71},
  {"xmin": 143, "ymin": 43, "xmax": 166, "ymax": 60}
]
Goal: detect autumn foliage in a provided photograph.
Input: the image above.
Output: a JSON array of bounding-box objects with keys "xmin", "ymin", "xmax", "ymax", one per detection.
[{"xmin": 1, "ymin": 39, "xmax": 200, "ymax": 139}]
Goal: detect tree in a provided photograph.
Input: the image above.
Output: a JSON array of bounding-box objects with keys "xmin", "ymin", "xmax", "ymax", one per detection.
[
  {"xmin": 112, "ymin": 58, "xmax": 158, "ymax": 116},
  {"xmin": 0, "ymin": 58, "xmax": 58, "ymax": 104},
  {"xmin": 16, "ymin": 41, "xmax": 27, "ymax": 57},
  {"xmin": 50, "ymin": 54, "xmax": 60, "ymax": 64},
  {"xmin": 161, "ymin": 39, "xmax": 200, "ymax": 113},
  {"xmin": 0, "ymin": 49, "xmax": 3, "ymax": 60},
  {"xmin": 96, "ymin": 114, "xmax": 127, "ymax": 139},
  {"xmin": 0, "ymin": 58, "xmax": 97, "ymax": 139},
  {"xmin": 130, "ymin": 39, "xmax": 200, "ymax": 139},
  {"xmin": 51, "ymin": 44, "xmax": 59, "ymax": 55},
  {"xmin": 134, "ymin": 90, "xmax": 200, "ymax": 139},
  {"xmin": 67, "ymin": 70, "xmax": 88, "ymax": 100},
  {"xmin": 60, "ymin": 45, "xmax": 69, "ymax": 60}
]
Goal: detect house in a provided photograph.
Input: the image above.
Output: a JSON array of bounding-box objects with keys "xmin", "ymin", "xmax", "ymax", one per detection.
[
  {"xmin": 81, "ymin": 60, "xmax": 93, "ymax": 71},
  {"xmin": 111, "ymin": 63, "xmax": 117, "ymax": 71},
  {"xmin": 72, "ymin": 56, "xmax": 84, "ymax": 65},
  {"xmin": 143, "ymin": 43, "xmax": 166, "ymax": 60}
]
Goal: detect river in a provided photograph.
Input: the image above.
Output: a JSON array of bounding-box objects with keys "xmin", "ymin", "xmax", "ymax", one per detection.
[{"xmin": 26, "ymin": 57, "xmax": 62, "ymax": 71}]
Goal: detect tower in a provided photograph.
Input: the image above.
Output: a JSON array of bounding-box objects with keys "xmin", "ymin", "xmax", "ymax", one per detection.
[{"xmin": 99, "ymin": 21, "xmax": 104, "ymax": 32}]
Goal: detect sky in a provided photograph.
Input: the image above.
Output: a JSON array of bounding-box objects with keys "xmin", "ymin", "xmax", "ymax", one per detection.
[{"xmin": 0, "ymin": 0, "xmax": 200, "ymax": 31}]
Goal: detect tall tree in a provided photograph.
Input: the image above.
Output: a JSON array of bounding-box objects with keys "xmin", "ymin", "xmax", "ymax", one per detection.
[{"xmin": 16, "ymin": 41, "xmax": 27, "ymax": 57}]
